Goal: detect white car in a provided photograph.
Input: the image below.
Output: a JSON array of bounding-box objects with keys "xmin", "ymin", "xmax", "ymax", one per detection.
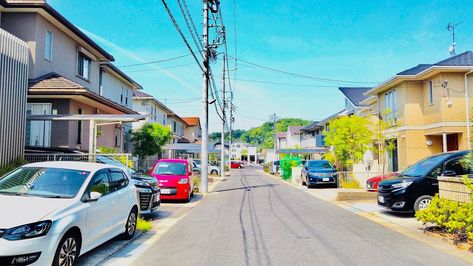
[
  {"xmin": 192, "ymin": 161, "xmax": 220, "ymax": 175},
  {"xmin": 0, "ymin": 162, "xmax": 139, "ymax": 266}
]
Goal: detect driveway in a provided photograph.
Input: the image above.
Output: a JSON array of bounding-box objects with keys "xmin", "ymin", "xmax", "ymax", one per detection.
[{"xmin": 134, "ymin": 166, "xmax": 470, "ymax": 266}]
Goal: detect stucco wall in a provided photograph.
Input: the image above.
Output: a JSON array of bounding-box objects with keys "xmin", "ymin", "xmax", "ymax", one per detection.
[{"xmin": 101, "ymin": 70, "xmax": 134, "ymax": 109}]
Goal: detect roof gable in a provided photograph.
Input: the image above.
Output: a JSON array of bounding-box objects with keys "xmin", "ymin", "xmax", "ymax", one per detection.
[
  {"xmin": 181, "ymin": 117, "xmax": 200, "ymax": 126},
  {"xmin": 338, "ymin": 87, "xmax": 371, "ymax": 106}
]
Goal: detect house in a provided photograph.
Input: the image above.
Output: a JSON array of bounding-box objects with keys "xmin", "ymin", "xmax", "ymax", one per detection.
[
  {"xmin": 0, "ymin": 26, "xmax": 29, "ymax": 166},
  {"xmin": 365, "ymin": 51, "xmax": 473, "ymax": 171},
  {"xmin": 339, "ymin": 87, "xmax": 371, "ymax": 116},
  {"xmin": 0, "ymin": 0, "xmax": 144, "ymax": 153},
  {"xmin": 286, "ymin": 126, "xmax": 304, "ymax": 148},
  {"xmin": 181, "ymin": 117, "xmax": 202, "ymax": 143},
  {"xmin": 276, "ymin": 132, "xmax": 287, "ymax": 149},
  {"xmin": 132, "ymin": 90, "xmax": 172, "ymax": 128},
  {"xmin": 167, "ymin": 114, "xmax": 189, "ymax": 143}
]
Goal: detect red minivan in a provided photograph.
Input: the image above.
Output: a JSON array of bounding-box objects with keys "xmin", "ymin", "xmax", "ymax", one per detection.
[{"xmin": 150, "ymin": 159, "xmax": 194, "ymax": 202}]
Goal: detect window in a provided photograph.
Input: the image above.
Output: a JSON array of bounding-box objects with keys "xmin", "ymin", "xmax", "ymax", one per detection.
[
  {"xmin": 384, "ymin": 89, "xmax": 397, "ymax": 124},
  {"xmin": 125, "ymin": 89, "xmax": 128, "ymax": 105},
  {"xmin": 109, "ymin": 170, "xmax": 128, "ymax": 191},
  {"xmin": 77, "ymin": 52, "xmax": 91, "ymax": 80},
  {"xmin": 45, "ymin": 30, "xmax": 53, "ymax": 61},
  {"xmin": 120, "ymin": 87, "xmax": 124, "ymax": 103},
  {"xmin": 428, "ymin": 80, "xmax": 434, "ymax": 105},
  {"xmin": 86, "ymin": 170, "xmax": 110, "ymax": 197},
  {"xmin": 444, "ymin": 158, "xmax": 468, "ymax": 176}
]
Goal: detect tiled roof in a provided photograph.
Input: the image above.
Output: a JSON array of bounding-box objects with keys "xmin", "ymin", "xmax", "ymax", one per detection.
[
  {"xmin": 397, "ymin": 64, "xmax": 432, "ymax": 75},
  {"xmin": 301, "ymin": 121, "xmax": 322, "ymax": 132},
  {"xmin": 181, "ymin": 117, "xmax": 200, "ymax": 126},
  {"xmin": 29, "ymin": 73, "xmax": 85, "ymax": 90},
  {"xmin": 288, "ymin": 126, "xmax": 304, "ymax": 135},
  {"xmin": 338, "ymin": 87, "xmax": 371, "ymax": 106},
  {"xmin": 396, "ymin": 51, "xmax": 473, "ymax": 76},
  {"xmin": 434, "ymin": 51, "xmax": 473, "ymax": 66},
  {"xmin": 133, "ymin": 90, "xmax": 153, "ymax": 98},
  {"xmin": 276, "ymin": 132, "xmax": 286, "ymax": 139}
]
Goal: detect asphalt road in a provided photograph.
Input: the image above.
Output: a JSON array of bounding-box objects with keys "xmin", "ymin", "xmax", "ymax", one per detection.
[{"xmin": 135, "ymin": 167, "xmax": 470, "ymax": 266}]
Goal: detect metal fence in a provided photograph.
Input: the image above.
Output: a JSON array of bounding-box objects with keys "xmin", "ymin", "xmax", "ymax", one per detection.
[
  {"xmin": 24, "ymin": 153, "xmax": 136, "ymax": 168},
  {"xmin": 338, "ymin": 171, "xmax": 395, "ymax": 188},
  {"xmin": 0, "ymin": 29, "xmax": 29, "ymax": 166}
]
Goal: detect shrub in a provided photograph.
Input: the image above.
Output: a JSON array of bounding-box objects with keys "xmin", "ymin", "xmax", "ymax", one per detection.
[
  {"xmin": 264, "ymin": 163, "xmax": 270, "ymax": 173},
  {"xmin": 137, "ymin": 218, "xmax": 152, "ymax": 232},
  {"xmin": 416, "ymin": 176, "xmax": 473, "ymax": 243},
  {"xmin": 280, "ymin": 156, "xmax": 301, "ymax": 180},
  {"xmin": 340, "ymin": 178, "xmax": 361, "ymax": 189}
]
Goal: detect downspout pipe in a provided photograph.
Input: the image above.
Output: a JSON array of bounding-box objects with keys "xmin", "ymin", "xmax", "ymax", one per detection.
[{"xmin": 465, "ymin": 69, "xmax": 473, "ymax": 150}]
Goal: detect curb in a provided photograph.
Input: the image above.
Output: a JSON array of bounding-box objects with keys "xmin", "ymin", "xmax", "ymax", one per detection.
[{"xmin": 259, "ymin": 170, "xmax": 473, "ymax": 264}]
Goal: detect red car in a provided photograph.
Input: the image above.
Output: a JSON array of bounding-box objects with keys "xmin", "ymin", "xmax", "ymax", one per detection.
[
  {"xmin": 230, "ymin": 161, "xmax": 242, "ymax": 169},
  {"xmin": 150, "ymin": 159, "xmax": 195, "ymax": 202},
  {"xmin": 366, "ymin": 172, "xmax": 397, "ymax": 191}
]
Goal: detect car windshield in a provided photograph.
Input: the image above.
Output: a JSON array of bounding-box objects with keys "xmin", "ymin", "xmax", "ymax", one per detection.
[
  {"xmin": 401, "ymin": 153, "xmax": 452, "ymax": 177},
  {"xmin": 153, "ymin": 162, "xmax": 187, "ymax": 175},
  {"xmin": 0, "ymin": 167, "xmax": 89, "ymax": 198},
  {"xmin": 307, "ymin": 161, "xmax": 333, "ymax": 169}
]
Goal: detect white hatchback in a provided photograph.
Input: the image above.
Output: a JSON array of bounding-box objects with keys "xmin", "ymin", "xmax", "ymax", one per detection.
[{"xmin": 0, "ymin": 161, "xmax": 139, "ymax": 266}]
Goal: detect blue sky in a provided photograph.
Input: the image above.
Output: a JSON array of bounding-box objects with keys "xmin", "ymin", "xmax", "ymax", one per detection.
[{"xmin": 48, "ymin": 0, "xmax": 473, "ymax": 131}]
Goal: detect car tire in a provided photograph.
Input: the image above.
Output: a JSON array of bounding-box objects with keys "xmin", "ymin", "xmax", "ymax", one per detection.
[
  {"xmin": 211, "ymin": 170, "xmax": 218, "ymax": 175},
  {"xmin": 53, "ymin": 232, "xmax": 80, "ymax": 266},
  {"xmin": 122, "ymin": 208, "xmax": 138, "ymax": 240},
  {"xmin": 414, "ymin": 195, "xmax": 433, "ymax": 212}
]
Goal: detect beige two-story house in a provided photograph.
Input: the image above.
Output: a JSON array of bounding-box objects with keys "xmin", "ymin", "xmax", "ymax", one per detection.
[{"xmin": 365, "ymin": 51, "xmax": 473, "ymax": 171}]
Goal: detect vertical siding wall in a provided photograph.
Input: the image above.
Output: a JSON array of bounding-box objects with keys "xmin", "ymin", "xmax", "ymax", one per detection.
[{"xmin": 0, "ymin": 28, "xmax": 29, "ymax": 166}]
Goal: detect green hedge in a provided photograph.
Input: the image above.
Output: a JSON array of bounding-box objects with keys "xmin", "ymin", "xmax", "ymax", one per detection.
[
  {"xmin": 416, "ymin": 176, "xmax": 473, "ymax": 243},
  {"xmin": 280, "ymin": 156, "xmax": 302, "ymax": 180}
]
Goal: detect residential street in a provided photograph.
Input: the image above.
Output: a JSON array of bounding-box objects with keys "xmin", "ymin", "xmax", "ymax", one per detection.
[{"xmin": 135, "ymin": 167, "xmax": 470, "ymax": 266}]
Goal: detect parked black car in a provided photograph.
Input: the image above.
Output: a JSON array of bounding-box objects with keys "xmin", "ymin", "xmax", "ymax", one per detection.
[
  {"xmin": 96, "ymin": 156, "xmax": 160, "ymax": 216},
  {"xmin": 302, "ymin": 160, "xmax": 338, "ymax": 188},
  {"xmin": 378, "ymin": 151, "xmax": 469, "ymax": 213}
]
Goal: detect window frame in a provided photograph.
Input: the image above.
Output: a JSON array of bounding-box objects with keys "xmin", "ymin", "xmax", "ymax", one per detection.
[
  {"xmin": 109, "ymin": 169, "xmax": 129, "ymax": 192},
  {"xmin": 428, "ymin": 80, "xmax": 434, "ymax": 105},
  {"xmin": 77, "ymin": 52, "xmax": 91, "ymax": 81},
  {"xmin": 45, "ymin": 30, "xmax": 53, "ymax": 62},
  {"xmin": 82, "ymin": 169, "xmax": 111, "ymax": 201}
]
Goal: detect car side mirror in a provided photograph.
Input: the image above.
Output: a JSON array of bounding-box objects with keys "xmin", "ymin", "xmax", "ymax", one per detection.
[
  {"xmin": 443, "ymin": 170, "xmax": 457, "ymax": 177},
  {"xmin": 86, "ymin": 191, "xmax": 102, "ymax": 202}
]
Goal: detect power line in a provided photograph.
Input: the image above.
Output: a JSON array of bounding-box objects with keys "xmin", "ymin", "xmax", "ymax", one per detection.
[
  {"xmin": 161, "ymin": 0, "xmax": 204, "ymax": 73},
  {"xmin": 227, "ymin": 77, "xmax": 338, "ymax": 88},
  {"xmin": 228, "ymin": 56, "xmax": 379, "ymax": 85},
  {"xmin": 177, "ymin": 0, "xmax": 203, "ymax": 57},
  {"xmin": 117, "ymin": 54, "xmax": 191, "ymax": 67}
]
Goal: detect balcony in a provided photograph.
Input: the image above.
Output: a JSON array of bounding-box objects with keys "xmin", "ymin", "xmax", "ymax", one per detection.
[{"xmin": 315, "ymin": 135, "xmax": 325, "ymax": 147}]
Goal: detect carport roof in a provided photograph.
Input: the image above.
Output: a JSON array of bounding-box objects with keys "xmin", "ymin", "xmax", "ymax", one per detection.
[{"xmin": 26, "ymin": 114, "xmax": 148, "ymax": 122}]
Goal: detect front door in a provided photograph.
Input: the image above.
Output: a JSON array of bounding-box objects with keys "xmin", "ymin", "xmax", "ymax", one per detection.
[
  {"xmin": 387, "ymin": 139, "xmax": 398, "ymax": 172},
  {"xmin": 26, "ymin": 103, "xmax": 52, "ymax": 147}
]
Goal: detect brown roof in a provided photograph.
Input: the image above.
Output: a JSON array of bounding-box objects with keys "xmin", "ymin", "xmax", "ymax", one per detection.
[
  {"xmin": 29, "ymin": 73, "xmax": 137, "ymax": 115},
  {"xmin": 30, "ymin": 73, "xmax": 85, "ymax": 90},
  {"xmin": 0, "ymin": 0, "xmax": 114, "ymax": 61},
  {"xmin": 181, "ymin": 117, "xmax": 200, "ymax": 126},
  {"xmin": 276, "ymin": 132, "xmax": 286, "ymax": 139}
]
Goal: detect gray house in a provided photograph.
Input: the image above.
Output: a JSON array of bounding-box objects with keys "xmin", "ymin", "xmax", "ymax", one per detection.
[{"xmin": 0, "ymin": 0, "xmax": 143, "ymax": 153}]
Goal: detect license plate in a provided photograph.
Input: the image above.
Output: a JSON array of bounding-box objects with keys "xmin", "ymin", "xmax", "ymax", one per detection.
[
  {"xmin": 161, "ymin": 189, "xmax": 171, "ymax": 195},
  {"xmin": 378, "ymin": 196, "xmax": 384, "ymax": 203},
  {"xmin": 322, "ymin": 178, "xmax": 329, "ymax": 182}
]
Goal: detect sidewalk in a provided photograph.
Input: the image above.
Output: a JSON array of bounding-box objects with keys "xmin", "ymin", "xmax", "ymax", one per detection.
[{"xmin": 261, "ymin": 170, "xmax": 473, "ymax": 263}]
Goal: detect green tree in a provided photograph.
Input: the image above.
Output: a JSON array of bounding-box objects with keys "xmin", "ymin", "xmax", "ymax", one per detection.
[
  {"xmin": 323, "ymin": 115, "xmax": 373, "ymax": 169},
  {"xmin": 132, "ymin": 123, "xmax": 172, "ymax": 158},
  {"xmin": 372, "ymin": 110, "xmax": 398, "ymax": 174}
]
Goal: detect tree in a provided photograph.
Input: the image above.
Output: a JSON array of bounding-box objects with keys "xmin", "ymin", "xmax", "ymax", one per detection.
[
  {"xmin": 323, "ymin": 115, "xmax": 373, "ymax": 169},
  {"xmin": 372, "ymin": 110, "xmax": 398, "ymax": 174},
  {"xmin": 132, "ymin": 123, "xmax": 172, "ymax": 158}
]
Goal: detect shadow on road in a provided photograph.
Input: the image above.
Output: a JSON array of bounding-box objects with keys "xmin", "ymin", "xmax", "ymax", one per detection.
[
  {"xmin": 379, "ymin": 210, "xmax": 415, "ymax": 218},
  {"xmin": 212, "ymin": 183, "xmax": 279, "ymax": 193}
]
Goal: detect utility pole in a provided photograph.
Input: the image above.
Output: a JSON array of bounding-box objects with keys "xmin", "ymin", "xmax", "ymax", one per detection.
[
  {"xmin": 220, "ymin": 54, "xmax": 226, "ymax": 179},
  {"xmin": 201, "ymin": 0, "xmax": 209, "ymax": 193}
]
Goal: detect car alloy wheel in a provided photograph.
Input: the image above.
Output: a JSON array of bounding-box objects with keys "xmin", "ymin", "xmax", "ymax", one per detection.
[
  {"xmin": 127, "ymin": 211, "xmax": 137, "ymax": 236},
  {"xmin": 59, "ymin": 237, "xmax": 77, "ymax": 266},
  {"xmin": 418, "ymin": 198, "xmax": 431, "ymax": 210}
]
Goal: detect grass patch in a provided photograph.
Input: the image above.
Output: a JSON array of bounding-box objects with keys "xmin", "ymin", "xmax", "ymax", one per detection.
[
  {"xmin": 340, "ymin": 178, "xmax": 361, "ymax": 189},
  {"xmin": 137, "ymin": 218, "xmax": 152, "ymax": 232}
]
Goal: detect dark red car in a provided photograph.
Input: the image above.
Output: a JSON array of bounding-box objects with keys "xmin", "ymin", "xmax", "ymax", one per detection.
[
  {"xmin": 230, "ymin": 161, "xmax": 242, "ymax": 169},
  {"xmin": 150, "ymin": 159, "xmax": 195, "ymax": 202},
  {"xmin": 366, "ymin": 172, "xmax": 397, "ymax": 191}
]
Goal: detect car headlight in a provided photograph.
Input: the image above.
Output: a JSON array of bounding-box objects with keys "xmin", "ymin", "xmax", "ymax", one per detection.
[
  {"xmin": 391, "ymin": 181, "xmax": 413, "ymax": 190},
  {"xmin": 133, "ymin": 179, "xmax": 149, "ymax": 187},
  {"xmin": 3, "ymin": 221, "xmax": 52, "ymax": 241},
  {"xmin": 178, "ymin": 178, "xmax": 189, "ymax": 184}
]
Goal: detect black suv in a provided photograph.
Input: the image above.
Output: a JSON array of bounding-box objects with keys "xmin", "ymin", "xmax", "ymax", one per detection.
[
  {"xmin": 302, "ymin": 160, "xmax": 338, "ymax": 188},
  {"xmin": 378, "ymin": 151, "xmax": 470, "ymax": 213}
]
